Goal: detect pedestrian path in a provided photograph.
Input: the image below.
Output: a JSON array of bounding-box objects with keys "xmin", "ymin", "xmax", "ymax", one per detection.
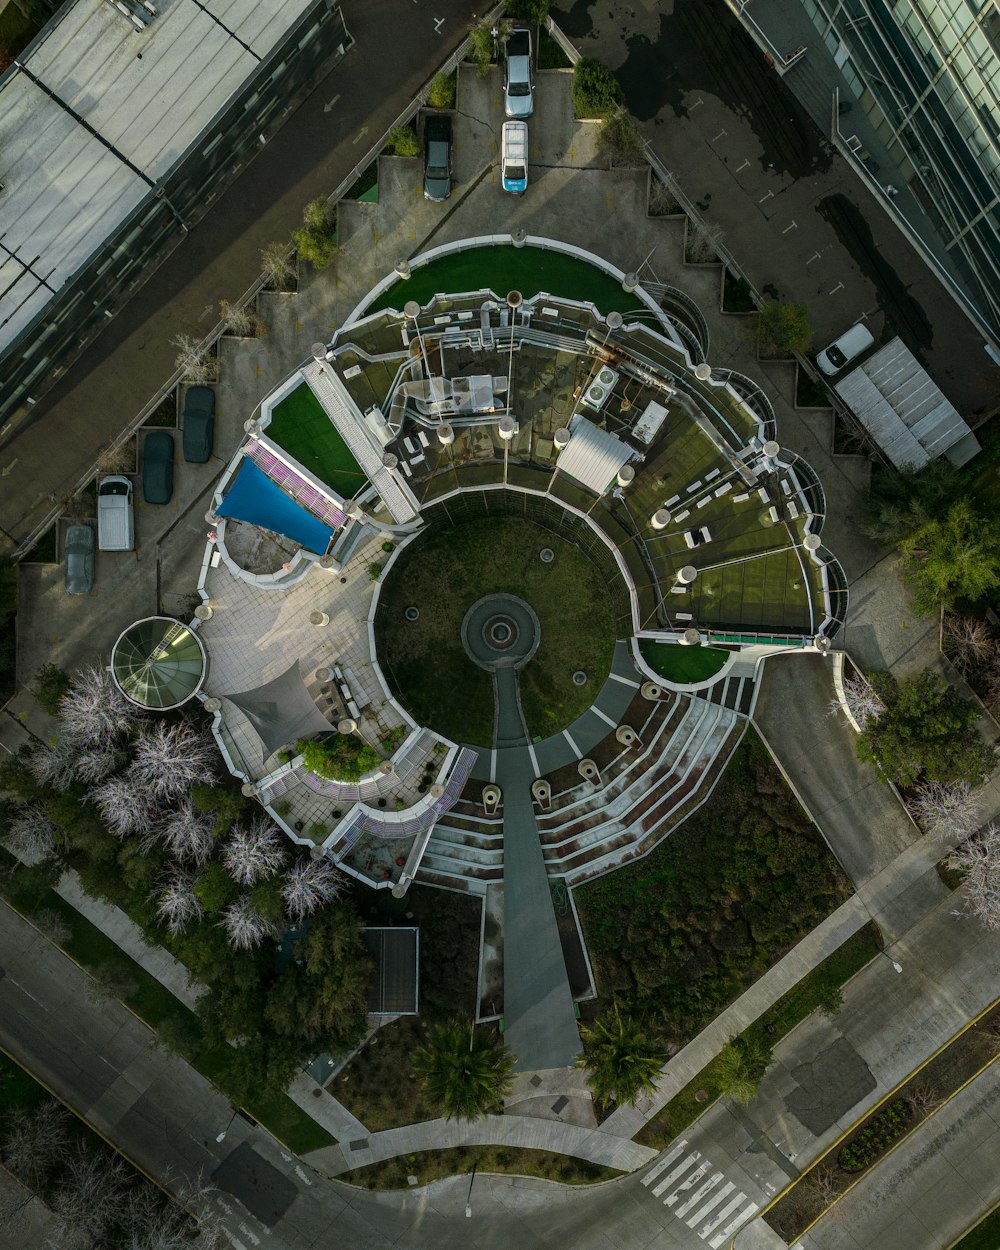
[{"xmin": 641, "ymin": 1140, "xmax": 761, "ymax": 1248}]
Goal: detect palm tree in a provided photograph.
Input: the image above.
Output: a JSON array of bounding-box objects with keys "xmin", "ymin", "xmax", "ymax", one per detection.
[
  {"xmin": 713, "ymin": 1035, "xmax": 771, "ymax": 1105},
  {"xmin": 576, "ymin": 1005, "xmax": 666, "ymax": 1110},
  {"xmin": 413, "ymin": 1019, "xmax": 515, "ymax": 1120}
]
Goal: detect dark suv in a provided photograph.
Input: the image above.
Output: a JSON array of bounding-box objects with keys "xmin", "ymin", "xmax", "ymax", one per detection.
[{"xmin": 423, "ymin": 114, "xmax": 453, "ymax": 202}]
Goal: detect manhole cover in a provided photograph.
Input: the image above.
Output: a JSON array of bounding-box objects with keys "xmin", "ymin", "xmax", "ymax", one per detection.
[
  {"xmin": 539, "ymin": 548, "xmax": 554, "ymax": 563},
  {"xmin": 404, "ymin": 606, "xmax": 420, "ymax": 621},
  {"xmin": 572, "ymin": 670, "xmax": 587, "ymax": 686}
]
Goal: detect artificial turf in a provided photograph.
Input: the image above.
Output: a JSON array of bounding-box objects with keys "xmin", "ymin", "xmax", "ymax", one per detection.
[
  {"xmin": 639, "ymin": 639, "xmax": 731, "ymax": 684},
  {"xmin": 267, "ymin": 383, "xmax": 368, "ymax": 499}
]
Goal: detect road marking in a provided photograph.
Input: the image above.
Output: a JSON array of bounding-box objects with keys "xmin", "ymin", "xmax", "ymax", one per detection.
[
  {"xmin": 709, "ymin": 1200, "xmax": 759, "ymax": 1249},
  {"xmin": 352, "ymin": 126, "xmax": 369, "ymax": 145},
  {"xmin": 592, "ymin": 706, "xmax": 616, "ymax": 727},
  {"xmin": 237, "ymin": 1224, "xmax": 261, "ymax": 1245},
  {"xmin": 711, "ymin": 129, "xmax": 727, "ymax": 142},
  {"xmin": 561, "ymin": 730, "xmax": 582, "ymax": 760},
  {"xmin": 828, "ymin": 281, "xmax": 845, "ymax": 294},
  {"xmin": 293, "ymin": 1164, "xmax": 312, "ymax": 1185},
  {"xmin": 323, "ymin": 93, "xmax": 341, "ymax": 113},
  {"xmin": 527, "ymin": 743, "xmax": 540, "ymax": 776},
  {"xmin": 6, "ymin": 974, "xmax": 47, "ymax": 1008},
  {"xmin": 806, "ymin": 251, "xmax": 822, "ymax": 264},
  {"xmin": 690, "ymin": 97, "xmax": 704, "ymax": 109},
  {"xmin": 433, "ymin": 16, "xmax": 444, "ymax": 32},
  {"xmin": 781, "ymin": 220, "xmax": 798, "ymax": 233},
  {"xmin": 735, "ymin": 159, "xmax": 750, "ymax": 173},
  {"xmin": 642, "ymin": 1141, "xmax": 689, "ymax": 1186},
  {"xmin": 758, "ymin": 190, "xmax": 774, "ymax": 203},
  {"xmin": 687, "ymin": 1180, "xmax": 734, "ymax": 1227},
  {"xmin": 700, "ymin": 1192, "xmax": 746, "ymax": 1238},
  {"xmin": 665, "ymin": 1159, "xmax": 711, "ymax": 1207},
  {"xmin": 651, "ymin": 1150, "xmax": 700, "ymax": 1197},
  {"xmin": 608, "ymin": 672, "xmax": 639, "ymax": 687},
  {"xmin": 1, "ymin": 458, "xmax": 19, "ymax": 477},
  {"xmin": 676, "ymin": 1170, "xmax": 724, "ymax": 1218}
]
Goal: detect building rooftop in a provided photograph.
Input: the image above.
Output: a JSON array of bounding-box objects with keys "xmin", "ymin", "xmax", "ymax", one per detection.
[{"xmin": 0, "ymin": 0, "xmax": 314, "ymax": 355}]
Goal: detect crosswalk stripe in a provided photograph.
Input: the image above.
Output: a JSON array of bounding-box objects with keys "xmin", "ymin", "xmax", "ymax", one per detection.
[
  {"xmin": 700, "ymin": 1192, "xmax": 747, "ymax": 1238},
  {"xmin": 687, "ymin": 1180, "xmax": 734, "ymax": 1227},
  {"xmin": 664, "ymin": 1160, "xmax": 711, "ymax": 1207},
  {"xmin": 708, "ymin": 1200, "xmax": 759, "ymax": 1249},
  {"xmin": 641, "ymin": 1141, "xmax": 688, "ymax": 1188},
  {"xmin": 675, "ymin": 1170, "xmax": 723, "ymax": 1219},
  {"xmin": 651, "ymin": 1151, "xmax": 700, "ymax": 1198}
]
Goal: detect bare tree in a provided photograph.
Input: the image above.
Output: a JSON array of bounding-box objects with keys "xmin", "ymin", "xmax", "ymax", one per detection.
[
  {"xmin": 49, "ymin": 1144, "xmax": 130, "ymax": 1248},
  {"xmin": 830, "ymin": 673, "xmax": 885, "ymax": 731},
  {"xmin": 3, "ymin": 803, "xmax": 58, "ymax": 862},
  {"xmin": 685, "ymin": 220, "xmax": 725, "ymax": 264},
  {"xmin": 220, "ymin": 897, "xmax": 274, "ymax": 950},
  {"xmin": 155, "ymin": 799, "xmax": 216, "ymax": 866},
  {"xmin": 948, "ymin": 823, "xmax": 1000, "ymax": 931},
  {"xmin": 171, "ymin": 334, "xmax": 217, "ymax": 384},
  {"xmin": 260, "ymin": 242, "xmax": 296, "ymax": 292},
  {"xmin": 86, "ymin": 963, "xmax": 139, "ymax": 1006},
  {"xmin": 219, "ymin": 298, "xmax": 263, "ymax": 338},
  {"xmin": 34, "ymin": 907, "xmax": 72, "ymax": 947},
  {"xmin": 89, "ymin": 775, "xmax": 158, "ymax": 839},
  {"xmin": 908, "ymin": 1084, "xmax": 945, "ymax": 1116},
  {"xmin": 907, "ymin": 780, "xmax": 981, "ymax": 841},
  {"xmin": 59, "ymin": 664, "xmax": 137, "ymax": 746},
  {"xmin": 223, "ymin": 817, "xmax": 286, "ymax": 885},
  {"xmin": 806, "ymin": 1166, "xmax": 839, "ymax": 1206},
  {"xmin": 0, "ymin": 1102, "xmax": 70, "ymax": 1191},
  {"xmin": 74, "ymin": 744, "xmax": 128, "ymax": 785},
  {"xmin": 282, "ymin": 856, "xmax": 344, "ymax": 921},
  {"xmin": 943, "ymin": 615, "xmax": 997, "ymax": 674},
  {"xmin": 154, "ymin": 870, "xmax": 203, "ymax": 935},
  {"xmin": 28, "ymin": 740, "xmax": 78, "ymax": 790},
  {"xmin": 130, "ymin": 722, "xmax": 216, "ymax": 802}
]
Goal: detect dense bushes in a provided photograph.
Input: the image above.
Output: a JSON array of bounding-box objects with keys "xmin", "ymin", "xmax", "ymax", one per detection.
[
  {"xmin": 838, "ymin": 1099, "xmax": 913, "ymax": 1172},
  {"xmin": 573, "ymin": 56, "xmax": 622, "ymax": 117},
  {"xmin": 298, "ymin": 734, "xmax": 383, "ymax": 781},
  {"xmin": 576, "ymin": 733, "xmax": 850, "ymax": 1045}
]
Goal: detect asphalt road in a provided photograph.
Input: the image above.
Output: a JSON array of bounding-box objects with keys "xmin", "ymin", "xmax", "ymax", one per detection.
[{"xmin": 0, "ymin": 0, "xmax": 481, "ymax": 548}]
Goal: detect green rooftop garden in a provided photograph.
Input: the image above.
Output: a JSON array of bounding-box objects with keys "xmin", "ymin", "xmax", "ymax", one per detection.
[
  {"xmin": 375, "ymin": 513, "xmax": 619, "ymax": 746},
  {"xmin": 267, "ymin": 382, "xmax": 368, "ymax": 498},
  {"xmin": 639, "ymin": 639, "xmax": 731, "ymax": 684},
  {"xmin": 366, "ymin": 244, "xmax": 653, "ymax": 319}
]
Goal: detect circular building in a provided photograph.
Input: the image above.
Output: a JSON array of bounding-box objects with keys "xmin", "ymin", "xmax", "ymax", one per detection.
[{"xmin": 111, "ymin": 616, "xmax": 207, "ymax": 710}]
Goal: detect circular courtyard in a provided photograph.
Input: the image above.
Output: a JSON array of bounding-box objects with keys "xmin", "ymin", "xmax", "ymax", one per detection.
[{"xmin": 374, "ymin": 510, "xmax": 620, "ymax": 747}]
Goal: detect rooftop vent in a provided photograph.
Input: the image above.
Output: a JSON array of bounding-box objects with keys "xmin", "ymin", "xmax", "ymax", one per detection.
[
  {"xmin": 582, "ymin": 367, "xmax": 619, "ymax": 411},
  {"xmin": 106, "ymin": 0, "xmax": 157, "ymax": 31}
]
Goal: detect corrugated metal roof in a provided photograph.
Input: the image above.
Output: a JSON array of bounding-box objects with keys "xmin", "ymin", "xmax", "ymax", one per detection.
[
  {"xmin": 363, "ymin": 927, "xmax": 419, "ymax": 1015},
  {"xmin": 556, "ymin": 414, "xmax": 634, "ymax": 494},
  {"xmin": 834, "ymin": 338, "xmax": 978, "ymax": 471}
]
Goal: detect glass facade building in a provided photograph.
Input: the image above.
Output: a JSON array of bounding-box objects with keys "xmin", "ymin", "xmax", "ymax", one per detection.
[
  {"xmin": 798, "ymin": 0, "xmax": 1000, "ymax": 339},
  {"xmin": 0, "ymin": 0, "xmax": 351, "ymax": 424}
]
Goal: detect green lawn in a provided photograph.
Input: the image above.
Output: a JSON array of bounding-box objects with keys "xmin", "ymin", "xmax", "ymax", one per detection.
[
  {"xmin": 952, "ymin": 1205, "xmax": 1000, "ymax": 1250},
  {"xmin": 366, "ymin": 245, "xmax": 653, "ymax": 320},
  {"xmin": 0, "ymin": 856, "xmax": 333, "ymax": 1156},
  {"xmin": 375, "ymin": 516, "xmax": 618, "ymax": 745},
  {"xmin": 639, "ymin": 640, "xmax": 731, "ymax": 684},
  {"xmin": 637, "ymin": 923, "xmax": 881, "ymax": 1145},
  {"xmin": 267, "ymin": 382, "xmax": 368, "ymax": 498},
  {"xmin": 575, "ymin": 731, "xmax": 852, "ymax": 1048}
]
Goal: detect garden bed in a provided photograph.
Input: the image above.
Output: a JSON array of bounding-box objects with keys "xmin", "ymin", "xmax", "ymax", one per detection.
[
  {"xmin": 763, "ymin": 1000, "xmax": 1000, "ymax": 1241},
  {"xmin": 575, "ymin": 731, "xmax": 852, "ymax": 1054},
  {"xmin": 340, "ymin": 1143, "xmax": 622, "ymax": 1190}
]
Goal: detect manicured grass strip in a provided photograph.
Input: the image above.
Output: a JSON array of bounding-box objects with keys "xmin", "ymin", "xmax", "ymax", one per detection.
[
  {"xmin": 267, "ymin": 382, "xmax": 368, "ymax": 498},
  {"xmin": 639, "ymin": 639, "xmax": 731, "ymax": 684},
  {"xmin": 636, "ymin": 923, "xmax": 882, "ymax": 1147},
  {"xmin": 341, "ymin": 1144, "xmax": 623, "ymax": 1190},
  {"xmin": 951, "ymin": 1202, "xmax": 1000, "ymax": 1250},
  {"xmin": 0, "ymin": 857, "xmax": 333, "ymax": 1156},
  {"xmin": 366, "ymin": 245, "xmax": 652, "ymax": 319}
]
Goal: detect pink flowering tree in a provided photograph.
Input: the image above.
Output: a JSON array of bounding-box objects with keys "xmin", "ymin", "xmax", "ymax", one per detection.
[
  {"xmin": 129, "ymin": 722, "xmax": 216, "ymax": 803},
  {"xmin": 282, "ymin": 857, "xmax": 344, "ymax": 922},
  {"xmin": 220, "ymin": 897, "xmax": 274, "ymax": 950},
  {"xmin": 222, "ymin": 818, "xmax": 286, "ymax": 886}
]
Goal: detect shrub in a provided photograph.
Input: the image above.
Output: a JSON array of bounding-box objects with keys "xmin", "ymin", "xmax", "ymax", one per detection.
[
  {"xmin": 505, "ymin": 0, "xmax": 550, "ymax": 20},
  {"xmin": 900, "ymin": 500, "xmax": 1000, "ymax": 615},
  {"xmin": 468, "ymin": 17, "xmax": 506, "ymax": 74},
  {"xmin": 427, "ymin": 71, "xmax": 456, "ymax": 110},
  {"xmin": 573, "ymin": 57, "xmax": 623, "ymax": 118},
  {"xmin": 292, "ymin": 197, "xmax": 339, "ymax": 270},
  {"xmin": 385, "ymin": 124, "xmax": 419, "ymax": 158},
  {"xmin": 597, "ymin": 110, "xmax": 644, "ymax": 166},
  {"xmin": 33, "ymin": 663, "xmax": 70, "ymax": 715},
  {"xmin": 838, "ymin": 1099, "xmax": 912, "ymax": 1171},
  {"xmin": 297, "ymin": 736, "xmax": 382, "ymax": 782},
  {"xmin": 754, "ymin": 300, "xmax": 812, "ymax": 357}
]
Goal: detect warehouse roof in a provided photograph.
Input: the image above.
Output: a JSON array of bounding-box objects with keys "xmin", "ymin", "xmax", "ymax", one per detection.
[{"xmin": 0, "ymin": 0, "xmax": 314, "ymax": 355}]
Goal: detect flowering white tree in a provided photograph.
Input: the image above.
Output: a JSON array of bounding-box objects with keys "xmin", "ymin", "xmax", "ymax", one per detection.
[
  {"xmin": 74, "ymin": 745, "xmax": 128, "ymax": 786},
  {"xmin": 153, "ymin": 871, "xmax": 203, "ymax": 935},
  {"xmin": 155, "ymin": 799, "xmax": 216, "ymax": 866},
  {"xmin": 28, "ymin": 740, "xmax": 78, "ymax": 791},
  {"xmin": 58, "ymin": 664, "xmax": 137, "ymax": 746},
  {"xmin": 948, "ymin": 823, "xmax": 1000, "ymax": 931},
  {"xmin": 220, "ymin": 897, "xmax": 274, "ymax": 950},
  {"xmin": 282, "ymin": 857, "xmax": 344, "ymax": 921},
  {"xmin": 908, "ymin": 780, "xmax": 981, "ymax": 841},
  {"xmin": 223, "ymin": 817, "xmax": 286, "ymax": 885},
  {"xmin": 89, "ymin": 775, "xmax": 158, "ymax": 839},
  {"xmin": 129, "ymin": 722, "xmax": 216, "ymax": 802},
  {"xmin": 829, "ymin": 674, "xmax": 885, "ymax": 731},
  {"xmin": 3, "ymin": 804, "xmax": 58, "ymax": 862}
]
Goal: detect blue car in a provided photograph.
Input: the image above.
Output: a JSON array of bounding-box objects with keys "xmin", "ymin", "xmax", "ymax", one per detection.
[{"xmin": 143, "ymin": 431, "xmax": 175, "ymax": 504}]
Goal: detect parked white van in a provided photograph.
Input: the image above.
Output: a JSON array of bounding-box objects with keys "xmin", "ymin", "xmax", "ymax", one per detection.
[
  {"xmin": 816, "ymin": 322, "xmax": 875, "ymax": 375},
  {"xmin": 97, "ymin": 475, "xmax": 135, "ymax": 551},
  {"xmin": 501, "ymin": 121, "xmax": 528, "ymax": 195}
]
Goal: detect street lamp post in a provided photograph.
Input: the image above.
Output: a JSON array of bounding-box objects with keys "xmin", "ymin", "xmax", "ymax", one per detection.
[
  {"xmin": 465, "ymin": 1162, "xmax": 478, "ymax": 1218},
  {"xmin": 215, "ymin": 1108, "xmax": 239, "ymax": 1143},
  {"xmin": 880, "ymin": 950, "xmax": 903, "ymax": 974}
]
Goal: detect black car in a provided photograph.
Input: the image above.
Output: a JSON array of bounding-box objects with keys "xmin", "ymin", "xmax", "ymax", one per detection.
[
  {"xmin": 64, "ymin": 524, "xmax": 95, "ymax": 595},
  {"xmin": 142, "ymin": 431, "xmax": 175, "ymax": 504},
  {"xmin": 423, "ymin": 115, "xmax": 453, "ymax": 202},
  {"xmin": 182, "ymin": 385, "xmax": 216, "ymax": 463}
]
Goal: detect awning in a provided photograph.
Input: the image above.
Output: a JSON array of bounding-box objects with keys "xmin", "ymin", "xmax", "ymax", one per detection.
[
  {"xmin": 225, "ymin": 660, "xmax": 333, "ymax": 758},
  {"xmin": 217, "ymin": 457, "xmax": 335, "ymax": 554}
]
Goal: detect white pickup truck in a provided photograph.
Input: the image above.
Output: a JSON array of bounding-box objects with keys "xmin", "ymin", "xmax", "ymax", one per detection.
[{"xmin": 501, "ymin": 120, "xmax": 528, "ymax": 195}]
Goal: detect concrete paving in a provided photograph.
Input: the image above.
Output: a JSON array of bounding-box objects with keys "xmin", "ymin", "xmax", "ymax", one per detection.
[
  {"xmin": 798, "ymin": 1058, "xmax": 1000, "ymax": 1250},
  {"xmin": 751, "ymin": 651, "xmax": 920, "ymax": 885}
]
